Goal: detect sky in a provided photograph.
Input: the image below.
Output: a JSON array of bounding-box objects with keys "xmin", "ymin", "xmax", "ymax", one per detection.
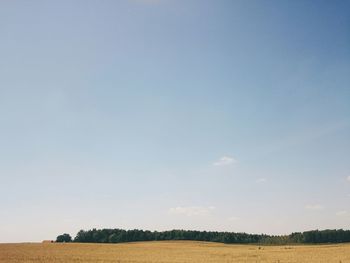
[{"xmin": 0, "ymin": 0, "xmax": 349, "ymax": 242}]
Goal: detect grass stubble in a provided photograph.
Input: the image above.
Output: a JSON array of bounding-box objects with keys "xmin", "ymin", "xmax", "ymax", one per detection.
[{"xmin": 0, "ymin": 241, "xmax": 349, "ymax": 263}]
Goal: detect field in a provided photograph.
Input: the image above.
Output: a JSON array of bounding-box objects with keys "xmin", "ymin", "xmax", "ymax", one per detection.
[{"xmin": 0, "ymin": 241, "xmax": 349, "ymax": 263}]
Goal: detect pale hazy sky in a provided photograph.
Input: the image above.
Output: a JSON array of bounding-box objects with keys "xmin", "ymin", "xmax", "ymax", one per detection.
[{"xmin": 0, "ymin": 0, "xmax": 349, "ymax": 242}]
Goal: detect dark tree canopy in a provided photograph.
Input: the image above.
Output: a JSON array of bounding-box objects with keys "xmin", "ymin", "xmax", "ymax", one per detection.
[
  {"xmin": 56, "ymin": 233, "xmax": 72, "ymax": 243},
  {"xmin": 56, "ymin": 228, "xmax": 350, "ymax": 245}
]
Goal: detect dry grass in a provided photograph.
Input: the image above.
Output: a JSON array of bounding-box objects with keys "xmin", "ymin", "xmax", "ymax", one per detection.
[{"xmin": 0, "ymin": 241, "xmax": 349, "ymax": 263}]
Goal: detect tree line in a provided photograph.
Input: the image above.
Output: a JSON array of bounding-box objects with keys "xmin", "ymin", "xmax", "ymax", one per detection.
[{"xmin": 56, "ymin": 228, "xmax": 350, "ymax": 244}]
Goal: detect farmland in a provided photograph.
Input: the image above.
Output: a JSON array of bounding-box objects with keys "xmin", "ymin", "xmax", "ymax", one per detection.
[{"xmin": 0, "ymin": 241, "xmax": 349, "ymax": 263}]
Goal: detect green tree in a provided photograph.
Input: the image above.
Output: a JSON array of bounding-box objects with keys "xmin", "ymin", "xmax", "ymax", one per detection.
[{"xmin": 56, "ymin": 233, "xmax": 72, "ymax": 243}]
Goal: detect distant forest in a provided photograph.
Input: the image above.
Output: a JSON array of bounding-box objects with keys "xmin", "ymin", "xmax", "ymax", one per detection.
[{"xmin": 56, "ymin": 228, "xmax": 350, "ymax": 245}]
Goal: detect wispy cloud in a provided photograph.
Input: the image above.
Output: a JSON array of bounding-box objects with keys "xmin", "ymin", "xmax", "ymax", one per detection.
[
  {"xmin": 336, "ymin": 210, "xmax": 348, "ymax": 217},
  {"xmin": 213, "ymin": 156, "xmax": 237, "ymax": 166},
  {"xmin": 305, "ymin": 204, "xmax": 324, "ymax": 211},
  {"xmin": 228, "ymin": 216, "xmax": 240, "ymax": 221},
  {"xmin": 168, "ymin": 206, "xmax": 215, "ymax": 217},
  {"xmin": 255, "ymin": 178, "xmax": 267, "ymax": 183}
]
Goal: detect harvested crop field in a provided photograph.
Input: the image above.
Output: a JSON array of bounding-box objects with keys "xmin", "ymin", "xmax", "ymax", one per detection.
[{"xmin": 0, "ymin": 241, "xmax": 349, "ymax": 263}]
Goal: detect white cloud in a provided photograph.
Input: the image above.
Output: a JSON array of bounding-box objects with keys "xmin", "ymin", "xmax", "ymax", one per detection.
[
  {"xmin": 228, "ymin": 216, "xmax": 240, "ymax": 221},
  {"xmin": 305, "ymin": 204, "xmax": 324, "ymax": 211},
  {"xmin": 347, "ymin": 176, "xmax": 350, "ymax": 182},
  {"xmin": 168, "ymin": 206, "xmax": 215, "ymax": 217},
  {"xmin": 336, "ymin": 211, "xmax": 348, "ymax": 217},
  {"xmin": 213, "ymin": 156, "xmax": 237, "ymax": 166},
  {"xmin": 255, "ymin": 178, "xmax": 267, "ymax": 183}
]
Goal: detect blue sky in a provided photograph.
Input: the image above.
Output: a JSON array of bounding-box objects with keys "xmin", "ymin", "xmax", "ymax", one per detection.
[{"xmin": 0, "ymin": 0, "xmax": 349, "ymax": 242}]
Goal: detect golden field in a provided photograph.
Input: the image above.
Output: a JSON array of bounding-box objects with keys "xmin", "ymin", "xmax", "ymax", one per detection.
[{"xmin": 0, "ymin": 241, "xmax": 349, "ymax": 263}]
